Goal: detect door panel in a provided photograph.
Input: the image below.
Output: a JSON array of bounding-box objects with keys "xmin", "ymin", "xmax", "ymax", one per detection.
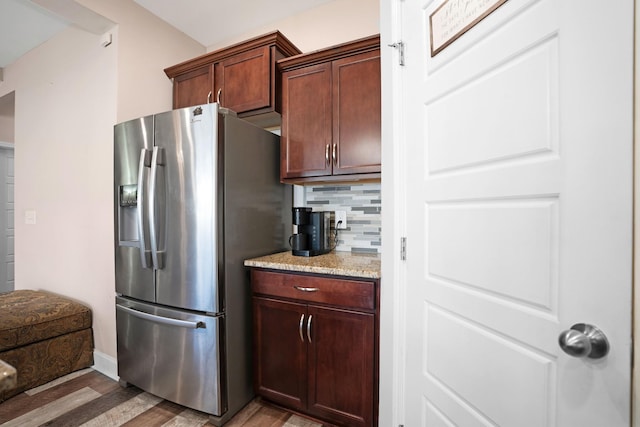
[
  {"xmin": 281, "ymin": 63, "xmax": 332, "ymax": 179},
  {"xmin": 153, "ymin": 105, "xmax": 219, "ymax": 313},
  {"xmin": 218, "ymin": 46, "xmax": 271, "ymax": 113},
  {"xmin": 332, "ymin": 50, "xmax": 381, "ymax": 175},
  {"xmin": 424, "ymin": 306, "xmax": 552, "ymax": 426},
  {"xmin": 307, "ymin": 305, "xmax": 375, "ymax": 427},
  {"xmin": 253, "ymin": 297, "xmax": 307, "ymax": 411},
  {"xmin": 429, "ymin": 200, "xmax": 556, "ymax": 309},
  {"xmin": 400, "ymin": 0, "xmax": 632, "ymax": 425},
  {"xmin": 426, "ymin": 39, "xmax": 556, "ymax": 173},
  {"xmin": 173, "ymin": 65, "xmax": 213, "ymax": 109}
]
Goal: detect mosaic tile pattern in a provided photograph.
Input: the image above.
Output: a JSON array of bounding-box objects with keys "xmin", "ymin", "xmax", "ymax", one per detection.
[{"xmin": 304, "ymin": 183, "xmax": 381, "ymax": 254}]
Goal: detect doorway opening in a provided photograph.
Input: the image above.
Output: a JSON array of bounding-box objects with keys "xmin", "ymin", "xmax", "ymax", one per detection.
[{"xmin": 0, "ymin": 91, "xmax": 15, "ymax": 293}]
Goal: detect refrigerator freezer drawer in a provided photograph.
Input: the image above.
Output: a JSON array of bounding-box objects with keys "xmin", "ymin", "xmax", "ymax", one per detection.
[{"xmin": 116, "ymin": 297, "xmax": 225, "ymax": 415}]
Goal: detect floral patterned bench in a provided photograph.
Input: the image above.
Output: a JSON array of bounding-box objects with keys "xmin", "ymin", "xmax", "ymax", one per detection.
[{"xmin": 0, "ymin": 290, "xmax": 93, "ymax": 401}]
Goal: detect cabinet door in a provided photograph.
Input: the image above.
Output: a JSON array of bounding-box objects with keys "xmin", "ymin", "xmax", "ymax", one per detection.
[
  {"xmin": 281, "ymin": 63, "xmax": 332, "ymax": 179},
  {"xmin": 307, "ymin": 305, "xmax": 375, "ymax": 427},
  {"xmin": 173, "ymin": 64, "xmax": 214, "ymax": 109},
  {"xmin": 253, "ymin": 297, "xmax": 307, "ymax": 411},
  {"xmin": 332, "ymin": 49, "xmax": 381, "ymax": 175},
  {"xmin": 217, "ymin": 45, "xmax": 271, "ymax": 114}
]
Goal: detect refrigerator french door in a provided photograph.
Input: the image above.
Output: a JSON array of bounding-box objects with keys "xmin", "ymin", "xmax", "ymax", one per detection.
[
  {"xmin": 115, "ymin": 107, "xmax": 220, "ymax": 312},
  {"xmin": 114, "ymin": 104, "xmax": 289, "ymax": 423}
]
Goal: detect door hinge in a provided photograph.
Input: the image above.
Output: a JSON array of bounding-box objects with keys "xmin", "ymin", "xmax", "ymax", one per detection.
[
  {"xmin": 400, "ymin": 237, "xmax": 407, "ymax": 260},
  {"xmin": 388, "ymin": 41, "xmax": 405, "ymax": 66}
]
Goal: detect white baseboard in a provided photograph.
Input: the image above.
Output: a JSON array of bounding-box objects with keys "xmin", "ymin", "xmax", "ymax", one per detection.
[{"xmin": 92, "ymin": 350, "xmax": 118, "ymax": 381}]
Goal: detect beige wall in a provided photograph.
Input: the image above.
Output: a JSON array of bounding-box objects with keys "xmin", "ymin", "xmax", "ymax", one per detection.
[
  {"xmin": 0, "ymin": 24, "xmax": 118, "ymax": 365},
  {"xmin": 78, "ymin": 0, "xmax": 205, "ymax": 122},
  {"xmin": 0, "ymin": 0, "xmax": 203, "ymax": 371},
  {"xmin": 0, "ymin": 114, "xmax": 13, "ymax": 143},
  {"xmin": 0, "ymin": 0, "xmax": 379, "ymax": 376},
  {"xmin": 207, "ymin": 0, "xmax": 380, "ymax": 53}
]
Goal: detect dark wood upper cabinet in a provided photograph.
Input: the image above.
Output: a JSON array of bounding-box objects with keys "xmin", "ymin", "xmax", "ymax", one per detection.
[
  {"xmin": 332, "ymin": 50, "xmax": 381, "ymax": 176},
  {"xmin": 280, "ymin": 62, "xmax": 333, "ymax": 178},
  {"xmin": 278, "ymin": 35, "xmax": 381, "ymax": 184},
  {"xmin": 216, "ymin": 45, "xmax": 271, "ymax": 113},
  {"xmin": 172, "ymin": 65, "xmax": 213, "ymax": 109},
  {"xmin": 165, "ymin": 31, "xmax": 301, "ymax": 127}
]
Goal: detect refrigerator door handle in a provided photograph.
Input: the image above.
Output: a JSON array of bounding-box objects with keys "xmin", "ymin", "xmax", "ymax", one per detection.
[
  {"xmin": 116, "ymin": 304, "xmax": 205, "ymax": 329},
  {"xmin": 149, "ymin": 146, "xmax": 165, "ymax": 270},
  {"xmin": 136, "ymin": 149, "xmax": 151, "ymax": 268}
]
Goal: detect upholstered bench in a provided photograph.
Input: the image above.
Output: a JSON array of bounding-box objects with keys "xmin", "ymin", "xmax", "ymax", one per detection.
[{"xmin": 0, "ymin": 290, "xmax": 94, "ymax": 401}]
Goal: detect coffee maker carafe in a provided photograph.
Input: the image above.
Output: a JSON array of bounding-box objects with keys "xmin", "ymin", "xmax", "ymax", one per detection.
[{"xmin": 290, "ymin": 207, "xmax": 332, "ymax": 257}]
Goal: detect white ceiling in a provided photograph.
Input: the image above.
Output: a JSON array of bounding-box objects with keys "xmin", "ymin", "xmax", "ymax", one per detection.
[
  {"xmin": 0, "ymin": 0, "xmax": 334, "ymax": 69},
  {"xmin": 133, "ymin": 0, "xmax": 334, "ymax": 48},
  {"xmin": 0, "ymin": 0, "xmax": 334, "ymax": 117},
  {"xmin": 0, "ymin": 0, "xmax": 69, "ymax": 69}
]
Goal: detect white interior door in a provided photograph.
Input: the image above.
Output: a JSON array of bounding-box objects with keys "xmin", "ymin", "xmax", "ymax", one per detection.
[
  {"xmin": 0, "ymin": 146, "xmax": 14, "ymax": 293},
  {"xmin": 399, "ymin": 0, "xmax": 633, "ymax": 425}
]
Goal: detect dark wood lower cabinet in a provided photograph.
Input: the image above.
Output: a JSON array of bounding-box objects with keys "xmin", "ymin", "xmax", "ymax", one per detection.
[
  {"xmin": 251, "ymin": 269, "xmax": 379, "ymax": 427},
  {"xmin": 253, "ymin": 297, "xmax": 307, "ymax": 411},
  {"xmin": 307, "ymin": 306, "xmax": 375, "ymax": 426}
]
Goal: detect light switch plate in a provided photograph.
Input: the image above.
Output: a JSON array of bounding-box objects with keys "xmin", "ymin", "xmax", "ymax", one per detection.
[{"xmin": 25, "ymin": 210, "xmax": 36, "ymax": 225}]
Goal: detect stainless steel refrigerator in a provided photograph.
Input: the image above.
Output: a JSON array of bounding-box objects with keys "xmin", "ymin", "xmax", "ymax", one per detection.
[{"xmin": 113, "ymin": 103, "xmax": 290, "ymax": 425}]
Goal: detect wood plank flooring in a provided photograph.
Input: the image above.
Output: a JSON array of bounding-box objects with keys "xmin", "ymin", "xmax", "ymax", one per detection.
[{"xmin": 0, "ymin": 369, "xmax": 324, "ymax": 427}]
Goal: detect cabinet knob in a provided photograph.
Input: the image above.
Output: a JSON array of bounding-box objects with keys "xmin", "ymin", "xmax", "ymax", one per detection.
[
  {"xmin": 332, "ymin": 144, "xmax": 337, "ymax": 166},
  {"xmin": 325, "ymin": 144, "xmax": 330, "ymax": 166},
  {"xmin": 217, "ymin": 88, "xmax": 222, "ymax": 105},
  {"xmin": 207, "ymin": 91, "xmax": 212, "ymax": 104}
]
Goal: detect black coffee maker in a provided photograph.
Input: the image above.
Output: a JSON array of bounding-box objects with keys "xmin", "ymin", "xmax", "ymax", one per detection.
[{"xmin": 290, "ymin": 207, "xmax": 332, "ymax": 257}]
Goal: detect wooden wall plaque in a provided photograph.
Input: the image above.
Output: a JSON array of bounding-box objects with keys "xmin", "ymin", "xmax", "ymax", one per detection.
[{"xmin": 430, "ymin": 0, "xmax": 508, "ymax": 56}]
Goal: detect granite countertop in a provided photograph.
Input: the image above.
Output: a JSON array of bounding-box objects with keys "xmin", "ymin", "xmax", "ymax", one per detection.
[{"xmin": 244, "ymin": 251, "xmax": 381, "ymax": 279}]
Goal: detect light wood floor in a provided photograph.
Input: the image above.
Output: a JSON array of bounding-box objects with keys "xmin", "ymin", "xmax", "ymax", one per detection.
[{"xmin": 0, "ymin": 368, "xmax": 325, "ymax": 427}]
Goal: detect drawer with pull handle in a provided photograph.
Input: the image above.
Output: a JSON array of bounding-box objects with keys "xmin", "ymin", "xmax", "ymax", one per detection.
[{"xmin": 251, "ymin": 269, "xmax": 375, "ymax": 310}]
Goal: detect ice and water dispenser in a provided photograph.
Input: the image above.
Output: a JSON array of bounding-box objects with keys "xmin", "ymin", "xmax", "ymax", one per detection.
[{"xmin": 118, "ymin": 184, "xmax": 139, "ymax": 247}]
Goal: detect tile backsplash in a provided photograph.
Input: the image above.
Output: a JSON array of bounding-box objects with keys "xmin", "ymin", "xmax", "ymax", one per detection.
[{"xmin": 302, "ymin": 183, "xmax": 381, "ymax": 254}]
